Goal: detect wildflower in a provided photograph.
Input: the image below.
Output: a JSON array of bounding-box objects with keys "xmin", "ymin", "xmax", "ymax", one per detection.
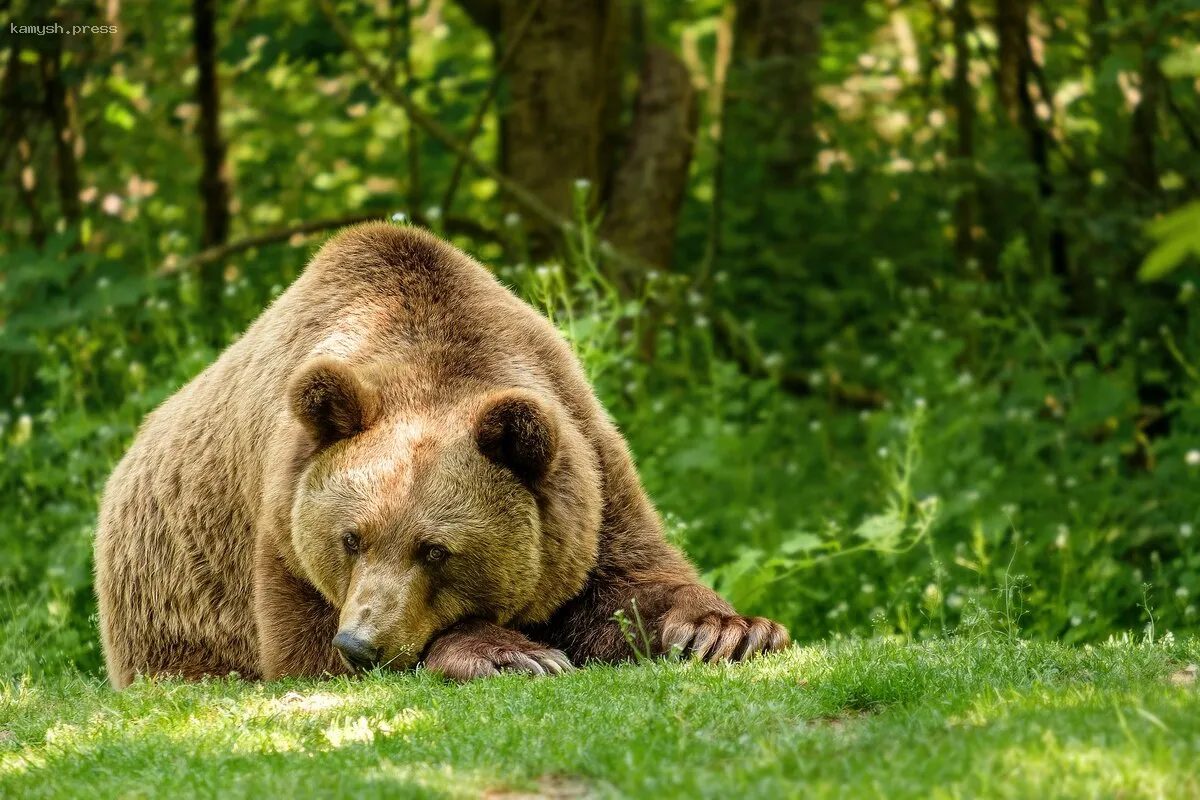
[
  {"xmin": 877, "ymin": 447, "xmax": 889, "ymax": 459},
  {"xmin": 12, "ymin": 413, "xmax": 32, "ymax": 446},
  {"xmin": 946, "ymin": 593, "xmax": 964, "ymax": 610},
  {"xmin": 809, "ymin": 420, "xmax": 822, "ymax": 432},
  {"xmin": 694, "ymin": 315, "xmax": 709, "ymax": 329},
  {"xmin": 101, "ymin": 193, "xmax": 123, "ymax": 215},
  {"xmin": 1181, "ymin": 523, "xmax": 1193, "ymax": 538},
  {"xmin": 1178, "ymin": 587, "xmax": 1190, "ymax": 600},
  {"xmin": 425, "ymin": 205, "xmax": 442, "ymax": 221},
  {"xmin": 504, "ymin": 211, "xmax": 521, "ymax": 227},
  {"xmin": 1187, "ymin": 450, "xmax": 1200, "ymax": 466},
  {"xmin": 1054, "ymin": 525, "xmax": 1069, "ymax": 549},
  {"xmin": 914, "ymin": 397, "xmax": 927, "ymax": 410},
  {"xmin": 861, "ymin": 583, "xmax": 875, "ymax": 595},
  {"xmin": 1071, "ymin": 615, "xmax": 1082, "ymax": 627},
  {"xmin": 573, "ymin": 178, "xmax": 592, "ymax": 191},
  {"xmin": 390, "ymin": 211, "xmax": 408, "ymax": 223}
]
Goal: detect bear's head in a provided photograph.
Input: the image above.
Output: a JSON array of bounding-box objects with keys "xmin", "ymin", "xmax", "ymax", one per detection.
[{"xmin": 285, "ymin": 358, "xmax": 600, "ymax": 672}]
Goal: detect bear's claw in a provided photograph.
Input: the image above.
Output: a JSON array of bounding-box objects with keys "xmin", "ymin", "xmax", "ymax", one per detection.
[{"xmin": 662, "ymin": 613, "xmax": 790, "ymax": 663}]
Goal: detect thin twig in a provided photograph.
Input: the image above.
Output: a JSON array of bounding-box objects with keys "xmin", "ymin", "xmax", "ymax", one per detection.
[
  {"xmin": 178, "ymin": 211, "xmax": 390, "ymax": 271},
  {"xmin": 440, "ymin": 0, "xmax": 542, "ymax": 215}
]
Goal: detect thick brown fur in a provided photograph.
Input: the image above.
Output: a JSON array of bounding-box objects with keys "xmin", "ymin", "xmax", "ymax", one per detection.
[{"xmin": 94, "ymin": 223, "xmax": 789, "ymax": 688}]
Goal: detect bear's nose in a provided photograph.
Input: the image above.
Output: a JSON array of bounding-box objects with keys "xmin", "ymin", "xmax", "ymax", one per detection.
[{"xmin": 333, "ymin": 631, "xmax": 382, "ymax": 670}]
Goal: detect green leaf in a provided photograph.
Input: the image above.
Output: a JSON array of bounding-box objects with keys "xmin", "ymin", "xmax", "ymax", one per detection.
[
  {"xmin": 780, "ymin": 532, "xmax": 824, "ymax": 555},
  {"xmin": 1139, "ymin": 203, "xmax": 1200, "ymax": 281},
  {"xmin": 855, "ymin": 511, "xmax": 905, "ymax": 548}
]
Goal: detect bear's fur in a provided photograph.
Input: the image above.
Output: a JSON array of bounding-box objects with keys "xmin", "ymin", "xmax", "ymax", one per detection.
[{"xmin": 94, "ymin": 223, "xmax": 789, "ymax": 688}]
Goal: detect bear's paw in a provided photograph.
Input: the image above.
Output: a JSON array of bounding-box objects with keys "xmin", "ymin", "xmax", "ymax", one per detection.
[{"xmin": 423, "ymin": 622, "xmax": 573, "ymax": 681}]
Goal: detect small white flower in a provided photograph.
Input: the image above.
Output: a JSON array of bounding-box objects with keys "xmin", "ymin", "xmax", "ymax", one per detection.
[
  {"xmin": 1071, "ymin": 615, "xmax": 1082, "ymax": 627},
  {"xmin": 1055, "ymin": 525, "xmax": 1069, "ymax": 549},
  {"xmin": 1187, "ymin": 450, "xmax": 1200, "ymax": 466},
  {"xmin": 424, "ymin": 205, "xmax": 442, "ymax": 221},
  {"xmin": 809, "ymin": 420, "xmax": 822, "ymax": 432},
  {"xmin": 914, "ymin": 397, "xmax": 927, "ymax": 410},
  {"xmin": 877, "ymin": 447, "xmax": 889, "ymax": 459},
  {"xmin": 573, "ymin": 178, "xmax": 592, "ymax": 191},
  {"xmin": 504, "ymin": 211, "xmax": 521, "ymax": 227},
  {"xmin": 1181, "ymin": 523, "xmax": 1194, "ymax": 538},
  {"xmin": 390, "ymin": 211, "xmax": 408, "ymax": 223},
  {"xmin": 1177, "ymin": 587, "xmax": 1190, "ymax": 599},
  {"xmin": 694, "ymin": 315, "xmax": 709, "ymax": 329}
]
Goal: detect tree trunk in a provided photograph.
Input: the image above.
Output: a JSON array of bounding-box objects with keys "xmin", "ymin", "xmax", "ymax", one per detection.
[
  {"xmin": 495, "ymin": 0, "xmax": 627, "ymax": 255},
  {"xmin": 1129, "ymin": 0, "xmax": 1160, "ymax": 199},
  {"xmin": 996, "ymin": 0, "xmax": 1029, "ymax": 124},
  {"xmin": 193, "ymin": 0, "xmax": 231, "ymax": 309},
  {"xmin": 1000, "ymin": 1, "xmax": 1069, "ymax": 279},
  {"xmin": 952, "ymin": 0, "xmax": 975, "ymax": 269},
  {"xmin": 601, "ymin": 47, "xmax": 698, "ymax": 290},
  {"xmin": 39, "ymin": 39, "xmax": 81, "ymax": 226},
  {"xmin": 718, "ymin": 0, "xmax": 822, "ymax": 252}
]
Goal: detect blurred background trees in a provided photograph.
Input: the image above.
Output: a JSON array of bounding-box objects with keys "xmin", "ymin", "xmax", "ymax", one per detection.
[{"xmin": 2, "ymin": 0, "xmax": 1199, "ymax": 675}]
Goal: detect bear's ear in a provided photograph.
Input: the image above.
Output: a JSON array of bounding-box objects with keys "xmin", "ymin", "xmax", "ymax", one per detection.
[
  {"xmin": 474, "ymin": 390, "xmax": 559, "ymax": 486},
  {"xmin": 289, "ymin": 358, "xmax": 379, "ymax": 447}
]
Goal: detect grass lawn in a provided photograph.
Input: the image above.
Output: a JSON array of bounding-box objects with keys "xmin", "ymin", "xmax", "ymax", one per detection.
[{"xmin": 2, "ymin": 637, "xmax": 1198, "ymax": 799}]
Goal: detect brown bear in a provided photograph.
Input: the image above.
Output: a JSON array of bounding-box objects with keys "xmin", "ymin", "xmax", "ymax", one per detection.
[{"xmin": 94, "ymin": 223, "xmax": 789, "ymax": 688}]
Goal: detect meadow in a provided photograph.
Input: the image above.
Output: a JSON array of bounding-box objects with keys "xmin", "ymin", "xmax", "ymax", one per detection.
[{"xmin": 3, "ymin": 0, "xmax": 1200, "ymax": 795}]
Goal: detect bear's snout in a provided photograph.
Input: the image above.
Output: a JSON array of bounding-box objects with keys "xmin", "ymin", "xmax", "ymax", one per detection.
[{"xmin": 332, "ymin": 630, "xmax": 382, "ymax": 671}]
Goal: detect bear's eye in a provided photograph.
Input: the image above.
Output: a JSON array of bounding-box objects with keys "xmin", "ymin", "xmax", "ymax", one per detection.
[
  {"xmin": 342, "ymin": 531, "xmax": 361, "ymax": 555},
  {"xmin": 423, "ymin": 545, "xmax": 448, "ymax": 564}
]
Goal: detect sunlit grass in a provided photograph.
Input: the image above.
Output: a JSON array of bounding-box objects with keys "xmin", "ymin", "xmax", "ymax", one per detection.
[{"xmin": 2, "ymin": 637, "xmax": 1197, "ymax": 798}]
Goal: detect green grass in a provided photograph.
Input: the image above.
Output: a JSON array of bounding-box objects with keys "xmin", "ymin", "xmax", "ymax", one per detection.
[{"xmin": 3, "ymin": 637, "xmax": 1198, "ymax": 799}]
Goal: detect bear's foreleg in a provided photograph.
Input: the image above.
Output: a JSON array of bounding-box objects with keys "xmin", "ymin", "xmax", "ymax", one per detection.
[
  {"xmin": 253, "ymin": 541, "xmax": 351, "ymax": 680},
  {"xmin": 534, "ymin": 571, "xmax": 791, "ymax": 666}
]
